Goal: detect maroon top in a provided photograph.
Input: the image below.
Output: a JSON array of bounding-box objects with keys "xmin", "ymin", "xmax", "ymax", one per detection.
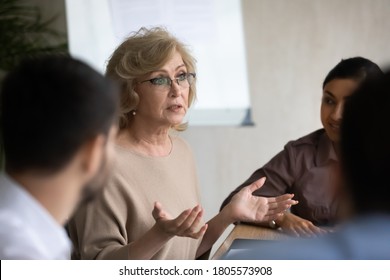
[{"xmin": 221, "ymin": 129, "xmax": 339, "ymax": 226}]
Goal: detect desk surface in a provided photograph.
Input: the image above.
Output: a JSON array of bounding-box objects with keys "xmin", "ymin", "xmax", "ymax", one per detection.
[{"xmin": 211, "ymin": 224, "xmax": 288, "ymax": 260}]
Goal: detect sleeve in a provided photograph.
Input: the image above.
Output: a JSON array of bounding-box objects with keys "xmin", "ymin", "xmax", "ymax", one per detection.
[
  {"xmin": 68, "ymin": 175, "xmax": 131, "ymax": 260},
  {"xmin": 220, "ymin": 142, "xmax": 297, "ymax": 211}
]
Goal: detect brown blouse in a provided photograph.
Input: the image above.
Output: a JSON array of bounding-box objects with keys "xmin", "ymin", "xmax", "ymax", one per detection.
[{"xmin": 221, "ymin": 129, "xmax": 339, "ymax": 226}]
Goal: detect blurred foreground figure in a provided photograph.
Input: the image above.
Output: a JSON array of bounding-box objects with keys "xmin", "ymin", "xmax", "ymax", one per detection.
[
  {"xmin": 0, "ymin": 56, "xmax": 119, "ymax": 259},
  {"xmin": 223, "ymin": 70, "xmax": 390, "ymax": 260}
]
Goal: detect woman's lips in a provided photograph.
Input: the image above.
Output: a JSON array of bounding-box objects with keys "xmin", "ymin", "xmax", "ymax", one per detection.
[
  {"xmin": 329, "ymin": 122, "xmax": 340, "ymax": 130},
  {"xmin": 167, "ymin": 104, "xmax": 183, "ymax": 112}
]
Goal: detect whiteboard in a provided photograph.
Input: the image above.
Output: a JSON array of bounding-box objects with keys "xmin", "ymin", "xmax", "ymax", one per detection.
[{"xmin": 65, "ymin": 0, "xmax": 252, "ymax": 126}]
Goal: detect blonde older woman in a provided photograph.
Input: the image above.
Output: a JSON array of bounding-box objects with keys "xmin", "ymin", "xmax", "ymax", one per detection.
[{"xmin": 68, "ymin": 27, "xmax": 297, "ymax": 260}]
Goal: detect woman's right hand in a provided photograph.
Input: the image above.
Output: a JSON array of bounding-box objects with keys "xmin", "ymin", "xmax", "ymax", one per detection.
[
  {"xmin": 276, "ymin": 212, "xmax": 328, "ymax": 237},
  {"xmin": 226, "ymin": 177, "xmax": 298, "ymax": 224},
  {"xmin": 152, "ymin": 202, "xmax": 208, "ymax": 239}
]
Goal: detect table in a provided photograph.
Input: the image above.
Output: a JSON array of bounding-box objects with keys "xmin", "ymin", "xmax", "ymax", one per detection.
[{"xmin": 211, "ymin": 223, "xmax": 288, "ymax": 260}]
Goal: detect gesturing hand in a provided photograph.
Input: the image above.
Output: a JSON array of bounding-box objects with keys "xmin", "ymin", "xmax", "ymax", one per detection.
[
  {"xmin": 152, "ymin": 202, "xmax": 208, "ymax": 239},
  {"xmin": 227, "ymin": 177, "xmax": 298, "ymax": 223}
]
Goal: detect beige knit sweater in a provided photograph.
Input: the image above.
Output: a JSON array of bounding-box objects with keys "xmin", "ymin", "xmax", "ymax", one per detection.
[{"xmin": 68, "ymin": 136, "xmax": 202, "ymax": 259}]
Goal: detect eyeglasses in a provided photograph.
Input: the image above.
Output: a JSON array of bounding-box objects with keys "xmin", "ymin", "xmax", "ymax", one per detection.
[{"xmin": 140, "ymin": 73, "xmax": 196, "ymax": 91}]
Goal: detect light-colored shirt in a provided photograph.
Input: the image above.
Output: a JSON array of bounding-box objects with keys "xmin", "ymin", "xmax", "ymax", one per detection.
[
  {"xmin": 68, "ymin": 136, "xmax": 202, "ymax": 259},
  {"xmin": 222, "ymin": 214, "xmax": 390, "ymax": 259},
  {"xmin": 221, "ymin": 129, "xmax": 339, "ymax": 226},
  {"xmin": 0, "ymin": 173, "xmax": 71, "ymax": 259}
]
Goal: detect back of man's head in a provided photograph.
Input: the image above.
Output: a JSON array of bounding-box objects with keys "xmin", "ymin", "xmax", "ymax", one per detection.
[
  {"xmin": 0, "ymin": 55, "xmax": 119, "ymax": 174},
  {"xmin": 341, "ymin": 70, "xmax": 390, "ymax": 215}
]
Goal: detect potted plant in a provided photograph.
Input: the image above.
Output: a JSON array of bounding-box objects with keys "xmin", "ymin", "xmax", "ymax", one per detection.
[
  {"xmin": 0, "ymin": 0, "xmax": 68, "ymax": 168},
  {"xmin": 0, "ymin": 0, "xmax": 68, "ymax": 80}
]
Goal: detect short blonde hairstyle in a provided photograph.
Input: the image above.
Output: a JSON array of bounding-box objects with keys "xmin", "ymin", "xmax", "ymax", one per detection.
[{"xmin": 105, "ymin": 27, "xmax": 197, "ymax": 131}]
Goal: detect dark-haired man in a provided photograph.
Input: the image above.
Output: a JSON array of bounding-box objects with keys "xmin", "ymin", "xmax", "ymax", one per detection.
[{"xmin": 0, "ymin": 56, "xmax": 119, "ymax": 259}]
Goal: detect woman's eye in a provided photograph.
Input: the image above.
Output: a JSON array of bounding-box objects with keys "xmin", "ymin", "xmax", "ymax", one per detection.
[
  {"xmin": 177, "ymin": 73, "xmax": 187, "ymax": 81},
  {"xmin": 151, "ymin": 77, "xmax": 168, "ymax": 85},
  {"xmin": 323, "ymin": 97, "xmax": 335, "ymax": 105}
]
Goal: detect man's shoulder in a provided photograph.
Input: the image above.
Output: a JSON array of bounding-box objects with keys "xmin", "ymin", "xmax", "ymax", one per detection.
[{"xmin": 0, "ymin": 213, "xmax": 42, "ymax": 259}]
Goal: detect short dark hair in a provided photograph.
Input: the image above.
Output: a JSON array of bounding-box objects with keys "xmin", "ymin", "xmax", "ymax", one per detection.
[
  {"xmin": 323, "ymin": 57, "xmax": 383, "ymax": 89},
  {"xmin": 0, "ymin": 55, "xmax": 119, "ymax": 174},
  {"xmin": 340, "ymin": 70, "xmax": 390, "ymax": 214}
]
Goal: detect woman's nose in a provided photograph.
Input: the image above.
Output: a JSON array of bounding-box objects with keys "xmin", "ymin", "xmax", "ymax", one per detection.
[
  {"xmin": 331, "ymin": 102, "xmax": 344, "ymax": 121},
  {"xmin": 169, "ymin": 81, "xmax": 181, "ymax": 97}
]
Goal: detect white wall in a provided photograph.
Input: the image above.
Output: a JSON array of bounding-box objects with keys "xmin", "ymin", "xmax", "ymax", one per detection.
[{"xmin": 182, "ymin": 0, "xmax": 390, "ymax": 255}]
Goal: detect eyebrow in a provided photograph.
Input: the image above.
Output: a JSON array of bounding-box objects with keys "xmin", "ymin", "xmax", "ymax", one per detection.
[
  {"xmin": 152, "ymin": 64, "xmax": 186, "ymax": 75},
  {"xmin": 323, "ymin": 90, "xmax": 350, "ymax": 100},
  {"xmin": 323, "ymin": 90, "xmax": 335, "ymax": 98},
  {"xmin": 175, "ymin": 63, "xmax": 186, "ymax": 70}
]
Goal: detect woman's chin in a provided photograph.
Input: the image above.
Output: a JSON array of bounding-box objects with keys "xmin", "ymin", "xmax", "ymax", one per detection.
[{"xmin": 167, "ymin": 116, "xmax": 185, "ymax": 126}]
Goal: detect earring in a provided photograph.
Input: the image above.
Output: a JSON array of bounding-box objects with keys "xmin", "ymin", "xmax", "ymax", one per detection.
[{"xmin": 132, "ymin": 110, "xmax": 136, "ymax": 116}]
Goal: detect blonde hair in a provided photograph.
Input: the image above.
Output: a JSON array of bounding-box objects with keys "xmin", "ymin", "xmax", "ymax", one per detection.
[{"xmin": 105, "ymin": 27, "xmax": 197, "ymax": 131}]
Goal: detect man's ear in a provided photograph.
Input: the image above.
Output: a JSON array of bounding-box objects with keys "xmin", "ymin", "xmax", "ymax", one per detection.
[{"xmin": 79, "ymin": 135, "xmax": 106, "ymax": 180}]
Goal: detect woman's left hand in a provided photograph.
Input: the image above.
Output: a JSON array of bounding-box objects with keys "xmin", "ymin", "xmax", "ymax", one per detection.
[{"xmin": 226, "ymin": 177, "xmax": 298, "ymax": 223}]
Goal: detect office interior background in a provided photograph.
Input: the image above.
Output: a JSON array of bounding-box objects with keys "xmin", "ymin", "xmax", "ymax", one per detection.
[{"xmin": 24, "ymin": 0, "xmax": 390, "ymax": 255}]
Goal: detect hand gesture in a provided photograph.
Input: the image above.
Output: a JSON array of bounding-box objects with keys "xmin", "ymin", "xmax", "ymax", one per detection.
[
  {"xmin": 227, "ymin": 177, "xmax": 298, "ymax": 223},
  {"xmin": 152, "ymin": 202, "xmax": 208, "ymax": 239}
]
